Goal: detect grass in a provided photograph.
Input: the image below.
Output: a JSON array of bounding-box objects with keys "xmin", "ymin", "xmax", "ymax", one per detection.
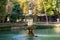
[
  {"xmin": 35, "ymin": 25, "xmax": 55, "ymax": 29},
  {"xmin": 0, "ymin": 25, "xmax": 11, "ymax": 30}
]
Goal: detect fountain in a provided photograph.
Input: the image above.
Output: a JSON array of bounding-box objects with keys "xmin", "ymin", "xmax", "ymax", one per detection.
[
  {"xmin": 27, "ymin": 18, "xmax": 34, "ymax": 37},
  {"xmin": 27, "ymin": 1, "xmax": 34, "ymax": 37}
]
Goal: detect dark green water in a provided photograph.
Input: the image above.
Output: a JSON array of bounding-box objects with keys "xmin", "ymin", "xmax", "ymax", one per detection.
[{"xmin": 0, "ymin": 29, "xmax": 60, "ymax": 40}]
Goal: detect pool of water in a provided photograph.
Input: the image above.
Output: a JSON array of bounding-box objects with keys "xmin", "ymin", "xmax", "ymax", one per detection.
[{"xmin": 0, "ymin": 29, "xmax": 60, "ymax": 40}]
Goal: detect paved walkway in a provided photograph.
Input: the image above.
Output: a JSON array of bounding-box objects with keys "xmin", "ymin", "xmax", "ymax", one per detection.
[
  {"xmin": 0, "ymin": 22, "xmax": 60, "ymax": 26},
  {"xmin": 34, "ymin": 22, "xmax": 60, "ymax": 26}
]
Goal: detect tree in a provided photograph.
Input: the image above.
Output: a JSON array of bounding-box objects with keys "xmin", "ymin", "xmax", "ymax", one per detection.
[
  {"xmin": 41, "ymin": 0, "xmax": 49, "ymax": 23},
  {"xmin": 17, "ymin": 0, "xmax": 29, "ymax": 15},
  {"xmin": 0, "ymin": 0, "xmax": 7, "ymax": 23},
  {"xmin": 10, "ymin": 2, "xmax": 23, "ymax": 22},
  {"xmin": 38, "ymin": 0, "xmax": 58, "ymax": 22},
  {"xmin": 56, "ymin": 0, "xmax": 60, "ymax": 22}
]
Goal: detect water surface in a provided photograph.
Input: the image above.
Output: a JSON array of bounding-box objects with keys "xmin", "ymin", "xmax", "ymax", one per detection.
[{"xmin": 0, "ymin": 29, "xmax": 60, "ymax": 40}]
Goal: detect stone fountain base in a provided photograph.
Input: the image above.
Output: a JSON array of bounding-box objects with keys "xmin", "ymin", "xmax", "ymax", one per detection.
[{"xmin": 27, "ymin": 26, "xmax": 34, "ymax": 37}]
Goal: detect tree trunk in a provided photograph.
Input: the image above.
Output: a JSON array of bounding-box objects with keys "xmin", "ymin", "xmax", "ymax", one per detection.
[{"xmin": 42, "ymin": 0, "xmax": 48, "ymax": 24}]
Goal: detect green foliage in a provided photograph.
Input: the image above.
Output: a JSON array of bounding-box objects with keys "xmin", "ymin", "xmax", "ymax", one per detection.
[
  {"xmin": 56, "ymin": 0, "xmax": 60, "ymax": 13},
  {"xmin": 10, "ymin": 2, "xmax": 23, "ymax": 22},
  {"xmin": 47, "ymin": 11, "xmax": 54, "ymax": 16},
  {"xmin": 40, "ymin": 0, "xmax": 58, "ymax": 16},
  {"xmin": 0, "ymin": 0, "xmax": 7, "ymax": 6},
  {"xmin": 0, "ymin": 0, "xmax": 7, "ymax": 21},
  {"xmin": 40, "ymin": 7, "xmax": 45, "ymax": 13},
  {"xmin": 35, "ymin": 25, "xmax": 54, "ymax": 29},
  {"xmin": 0, "ymin": 0, "xmax": 7, "ymax": 11}
]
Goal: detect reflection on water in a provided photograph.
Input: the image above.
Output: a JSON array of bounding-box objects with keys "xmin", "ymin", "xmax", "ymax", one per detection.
[
  {"xmin": 0, "ymin": 29, "xmax": 60, "ymax": 40},
  {"xmin": 54, "ymin": 27, "xmax": 60, "ymax": 34}
]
